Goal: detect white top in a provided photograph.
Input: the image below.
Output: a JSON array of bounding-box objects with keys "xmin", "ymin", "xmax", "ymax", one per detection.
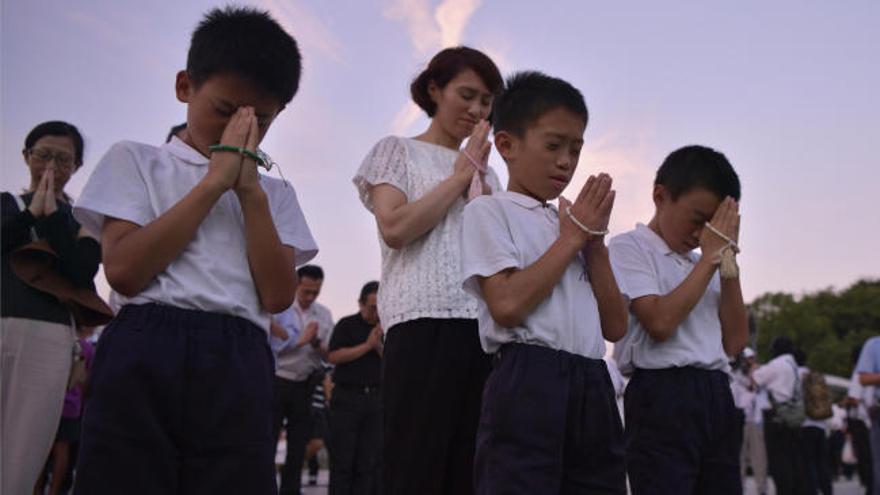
[
  {"xmin": 353, "ymin": 136, "xmax": 502, "ymax": 330},
  {"xmin": 73, "ymin": 138, "xmax": 318, "ymax": 331},
  {"xmin": 609, "ymin": 224, "xmax": 727, "ymax": 370},
  {"xmin": 460, "ymin": 191, "xmax": 606, "ymax": 358},
  {"xmin": 847, "ymin": 371, "xmax": 874, "ymax": 423},
  {"xmin": 274, "ymin": 299, "xmax": 333, "ymax": 381},
  {"xmin": 752, "ymin": 353, "xmax": 800, "ymax": 402}
]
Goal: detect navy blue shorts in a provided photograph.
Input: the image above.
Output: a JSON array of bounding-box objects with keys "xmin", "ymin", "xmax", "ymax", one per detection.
[
  {"xmin": 625, "ymin": 367, "xmax": 742, "ymax": 495},
  {"xmin": 475, "ymin": 343, "xmax": 626, "ymax": 494},
  {"xmin": 74, "ymin": 304, "xmax": 277, "ymax": 495}
]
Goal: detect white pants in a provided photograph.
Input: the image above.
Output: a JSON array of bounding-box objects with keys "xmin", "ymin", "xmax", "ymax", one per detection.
[
  {"xmin": 741, "ymin": 421, "xmax": 768, "ymax": 494},
  {"xmin": 1, "ymin": 317, "xmax": 74, "ymax": 495}
]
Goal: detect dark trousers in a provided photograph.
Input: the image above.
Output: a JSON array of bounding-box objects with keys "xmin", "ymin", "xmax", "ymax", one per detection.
[
  {"xmin": 802, "ymin": 425, "xmax": 832, "ymax": 495},
  {"xmin": 382, "ymin": 318, "xmax": 490, "ymax": 495},
  {"xmin": 625, "ymin": 367, "xmax": 742, "ymax": 495},
  {"xmin": 764, "ymin": 412, "xmax": 810, "ymax": 495},
  {"xmin": 273, "ymin": 376, "xmax": 313, "ymax": 495},
  {"xmin": 74, "ymin": 304, "xmax": 277, "ymax": 495},
  {"xmin": 475, "ymin": 343, "xmax": 626, "ymax": 494},
  {"xmin": 848, "ymin": 417, "xmax": 874, "ymax": 493},
  {"xmin": 329, "ymin": 386, "xmax": 382, "ymax": 495}
]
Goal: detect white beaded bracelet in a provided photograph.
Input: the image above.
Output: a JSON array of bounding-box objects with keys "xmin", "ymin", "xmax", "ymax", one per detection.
[{"xmin": 565, "ymin": 206, "xmax": 609, "ymax": 236}]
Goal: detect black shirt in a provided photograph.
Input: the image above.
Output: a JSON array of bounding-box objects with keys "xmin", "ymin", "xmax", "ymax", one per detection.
[
  {"xmin": 1, "ymin": 192, "xmax": 101, "ymax": 324},
  {"xmin": 329, "ymin": 313, "xmax": 381, "ymax": 386}
]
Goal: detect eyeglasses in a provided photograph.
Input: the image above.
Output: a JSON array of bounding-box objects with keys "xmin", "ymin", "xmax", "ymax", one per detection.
[{"xmin": 26, "ymin": 148, "xmax": 76, "ymax": 170}]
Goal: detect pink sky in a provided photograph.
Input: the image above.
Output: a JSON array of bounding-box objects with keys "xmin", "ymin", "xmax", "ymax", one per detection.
[{"xmin": 3, "ymin": 0, "xmax": 878, "ymax": 320}]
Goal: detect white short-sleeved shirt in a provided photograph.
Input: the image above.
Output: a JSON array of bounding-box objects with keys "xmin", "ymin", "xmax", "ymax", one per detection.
[
  {"xmin": 73, "ymin": 138, "xmax": 319, "ymax": 331},
  {"xmin": 274, "ymin": 299, "xmax": 333, "ymax": 381},
  {"xmin": 460, "ymin": 191, "xmax": 606, "ymax": 359},
  {"xmin": 752, "ymin": 354, "xmax": 800, "ymax": 402},
  {"xmin": 353, "ymin": 136, "xmax": 502, "ymax": 330},
  {"xmin": 609, "ymin": 224, "xmax": 727, "ymax": 370}
]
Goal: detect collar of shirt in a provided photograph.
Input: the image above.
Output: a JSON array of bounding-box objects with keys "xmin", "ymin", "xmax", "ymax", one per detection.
[
  {"xmin": 165, "ymin": 136, "xmax": 210, "ymax": 166},
  {"xmin": 632, "ymin": 222, "xmax": 699, "ymax": 264},
  {"xmin": 496, "ymin": 190, "xmax": 557, "ymax": 212}
]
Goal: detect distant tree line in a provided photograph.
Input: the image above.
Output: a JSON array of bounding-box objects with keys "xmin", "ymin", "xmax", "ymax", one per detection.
[{"xmin": 749, "ymin": 278, "xmax": 880, "ymax": 378}]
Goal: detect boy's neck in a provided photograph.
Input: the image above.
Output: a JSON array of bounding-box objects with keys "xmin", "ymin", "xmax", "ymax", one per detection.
[{"xmin": 646, "ymin": 216, "xmax": 671, "ymax": 248}]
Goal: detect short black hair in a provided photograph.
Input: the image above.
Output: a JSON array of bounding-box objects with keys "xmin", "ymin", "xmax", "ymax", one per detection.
[
  {"xmin": 297, "ymin": 264, "xmax": 324, "ymax": 281},
  {"xmin": 769, "ymin": 336, "xmax": 795, "ymax": 359},
  {"xmin": 655, "ymin": 146, "xmax": 741, "ymax": 201},
  {"xmin": 187, "ymin": 6, "xmax": 301, "ymax": 106},
  {"xmin": 166, "ymin": 123, "xmax": 187, "ymax": 143},
  {"xmin": 359, "ymin": 281, "xmax": 379, "ymax": 304},
  {"xmin": 492, "ymin": 71, "xmax": 588, "ymax": 138},
  {"xmin": 24, "ymin": 121, "xmax": 85, "ymax": 168},
  {"xmin": 411, "ymin": 46, "xmax": 503, "ymax": 117}
]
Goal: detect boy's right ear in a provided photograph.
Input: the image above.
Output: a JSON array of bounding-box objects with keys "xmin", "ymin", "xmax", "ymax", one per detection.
[
  {"xmin": 175, "ymin": 71, "xmax": 193, "ymax": 103},
  {"xmin": 493, "ymin": 130, "xmax": 517, "ymax": 162},
  {"xmin": 652, "ymin": 184, "xmax": 668, "ymax": 209}
]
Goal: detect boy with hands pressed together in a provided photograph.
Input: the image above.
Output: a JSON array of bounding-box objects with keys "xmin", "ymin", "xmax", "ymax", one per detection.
[
  {"xmin": 609, "ymin": 145, "xmax": 748, "ymax": 495},
  {"xmin": 72, "ymin": 7, "xmax": 317, "ymax": 495},
  {"xmin": 461, "ymin": 71, "xmax": 627, "ymax": 494}
]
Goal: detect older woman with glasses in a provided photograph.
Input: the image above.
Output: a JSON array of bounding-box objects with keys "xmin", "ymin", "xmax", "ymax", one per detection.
[{"xmin": 1, "ymin": 121, "xmax": 102, "ymax": 494}]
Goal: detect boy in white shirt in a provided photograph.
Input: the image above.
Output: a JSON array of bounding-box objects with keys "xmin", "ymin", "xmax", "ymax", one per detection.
[
  {"xmin": 609, "ymin": 145, "xmax": 747, "ymax": 494},
  {"xmin": 71, "ymin": 7, "xmax": 317, "ymax": 494},
  {"xmin": 462, "ymin": 71, "xmax": 627, "ymax": 494}
]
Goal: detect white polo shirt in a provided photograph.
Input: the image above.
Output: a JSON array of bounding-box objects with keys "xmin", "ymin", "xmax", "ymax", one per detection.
[
  {"xmin": 460, "ymin": 191, "xmax": 605, "ymax": 359},
  {"xmin": 274, "ymin": 299, "xmax": 334, "ymax": 381},
  {"xmin": 752, "ymin": 353, "xmax": 799, "ymax": 402},
  {"xmin": 73, "ymin": 138, "xmax": 319, "ymax": 331},
  {"xmin": 609, "ymin": 223, "xmax": 727, "ymax": 370}
]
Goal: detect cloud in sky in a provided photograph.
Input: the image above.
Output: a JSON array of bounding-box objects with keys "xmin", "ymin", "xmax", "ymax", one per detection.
[
  {"xmin": 261, "ymin": 0, "xmax": 346, "ymax": 65},
  {"xmin": 383, "ymin": 0, "xmax": 485, "ymax": 134},
  {"xmin": 563, "ymin": 127, "xmax": 660, "ymax": 234}
]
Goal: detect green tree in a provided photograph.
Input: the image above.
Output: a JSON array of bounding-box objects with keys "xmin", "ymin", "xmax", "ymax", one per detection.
[{"xmin": 750, "ymin": 279, "xmax": 880, "ymax": 377}]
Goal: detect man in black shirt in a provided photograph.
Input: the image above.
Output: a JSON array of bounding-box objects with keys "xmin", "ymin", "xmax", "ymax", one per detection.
[{"xmin": 327, "ymin": 281, "xmax": 382, "ymax": 495}]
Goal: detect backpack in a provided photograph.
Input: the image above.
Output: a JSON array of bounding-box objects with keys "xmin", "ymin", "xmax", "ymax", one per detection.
[
  {"xmin": 803, "ymin": 370, "xmax": 833, "ymax": 420},
  {"xmin": 768, "ymin": 358, "xmax": 806, "ymax": 429}
]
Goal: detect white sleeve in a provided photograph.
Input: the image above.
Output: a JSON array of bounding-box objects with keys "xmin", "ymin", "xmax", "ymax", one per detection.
[
  {"xmin": 353, "ymin": 136, "xmax": 410, "ymax": 211},
  {"xmin": 266, "ymin": 179, "xmax": 318, "ymax": 267},
  {"xmin": 73, "ymin": 141, "xmax": 155, "ymax": 237},
  {"xmin": 608, "ymin": 235, "xmax": 660, "ymax": 301},
  {"xmin": 318, "ymin": 305, "xmax": 334, "ymax": 343},
  {"xmin": 752, "ymin": 359, "xmax": 779, "ymax": 387},
  {"xmin": 460, "ymin": 198, "xmax": 519, "ymax": 297}
]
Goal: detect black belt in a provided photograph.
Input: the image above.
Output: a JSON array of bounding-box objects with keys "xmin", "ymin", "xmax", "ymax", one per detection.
[{"xmin": 335, "ymin": 383, "xmax": 381, "ymax": 394}]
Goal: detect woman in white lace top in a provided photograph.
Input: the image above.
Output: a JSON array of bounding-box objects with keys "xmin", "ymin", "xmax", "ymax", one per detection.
[{"xmin": 353, "ymin": 46, "xmax": 503, "ymax": 494}]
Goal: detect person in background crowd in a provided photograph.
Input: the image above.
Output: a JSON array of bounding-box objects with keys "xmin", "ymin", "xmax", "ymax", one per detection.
[
  {"xmin": 273, "ymin": 265, "xmax": 334, "ymax": 495},
  {"xmin": 2, "ymin": 121, "xmax": 101, "ymax": 495},
  {"xmin": 855, "ymin": 336, "xmax": 880, "ymax": 495},
  {"xmin": 752, "ymin": 336, "xmax": 809, "ymax": 495},
  {"xmin": 327, "ymin": 281, "xmax": 383, "ymax": 495}
]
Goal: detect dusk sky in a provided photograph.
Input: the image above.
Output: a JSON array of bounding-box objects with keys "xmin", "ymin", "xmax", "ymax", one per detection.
[{"xmin": 3, "ymin": 0, "xmax": 878, "ymax": 321}]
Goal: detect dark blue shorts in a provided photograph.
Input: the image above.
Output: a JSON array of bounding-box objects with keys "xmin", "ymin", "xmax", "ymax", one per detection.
[
  {"xmin": 475, "ymin": 343, "xmax": 626, "ymax": 494},
  {"xmin": 74, "ymin": 303, "xmax": 277, "ymax": 495},
  {"xmin": 625, "ymin": 366, "xmax": 742, "ymax": 495}
]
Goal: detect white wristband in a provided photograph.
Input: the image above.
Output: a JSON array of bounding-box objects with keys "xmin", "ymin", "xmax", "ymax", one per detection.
[{"xmin": 565, "ymin": 206, "xmax": 609, "ymax": 236}]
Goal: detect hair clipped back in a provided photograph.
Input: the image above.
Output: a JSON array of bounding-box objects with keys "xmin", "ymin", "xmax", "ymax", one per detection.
[
  {"xmin": 655, "ymin": 145, "xmax": 741, "ymax": 201},
  {"xmin": 492, "ymin": 71, "xmax": 587, "ymax": 137},
  {"xmin": 410, "ymin": 46, "xmax": 502, "ymax": 117},
  {"xmin": 187, "ymin": 6, "xmax": 302, "ymax": 106}
]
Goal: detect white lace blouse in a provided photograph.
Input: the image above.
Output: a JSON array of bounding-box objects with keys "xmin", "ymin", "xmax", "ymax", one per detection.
[{"xmin": 353, "ymin": 136, "xmax": 502, "ymax": 330}]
